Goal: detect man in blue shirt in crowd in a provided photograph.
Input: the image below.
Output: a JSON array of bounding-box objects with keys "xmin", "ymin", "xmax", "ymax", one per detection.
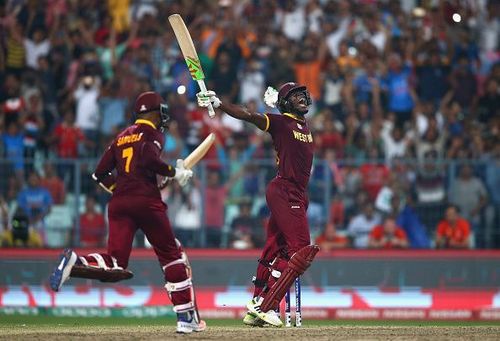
[{"xmin": 17, "ymin": 171, "xmax": 53, "ymax": 244}]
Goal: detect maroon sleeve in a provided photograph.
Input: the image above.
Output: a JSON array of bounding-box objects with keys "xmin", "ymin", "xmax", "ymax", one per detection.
[
  {"xmin": 93, "ymin": 144, "xmax": 117, "ymax": 191},
  {"xmin": 264, "ymin": 113, "xmax": 284, "ymax": 136},
  {"xmin": 140, "ymin": 140, "xmax": 176, "ymax": 177},
  {"xmin": 94, "ymin": 144, "xmax": 116, "ymax": 177}
]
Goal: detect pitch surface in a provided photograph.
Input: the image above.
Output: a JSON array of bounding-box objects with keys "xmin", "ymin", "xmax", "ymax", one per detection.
[{"xmin": 1, "ymin": 316, "xmax": 499, "ymax": 340}]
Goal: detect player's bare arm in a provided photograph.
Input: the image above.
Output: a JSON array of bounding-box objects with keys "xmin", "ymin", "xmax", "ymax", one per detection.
[{"xmin": 196, "ymin": 91, "xmax": 268, "ymax": 131}]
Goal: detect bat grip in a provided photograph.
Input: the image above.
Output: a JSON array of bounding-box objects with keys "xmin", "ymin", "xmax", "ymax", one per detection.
[{"xmin": 197, "ymin": 80, "xmax": 215, "ymax": 118}]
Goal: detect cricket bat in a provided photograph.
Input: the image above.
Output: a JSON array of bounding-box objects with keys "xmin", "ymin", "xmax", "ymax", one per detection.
[
  {"xmin": 184, "ymin": 133, "xmax": 215, "ymax": 169},
  {"xmin": 168, "ymin": 13, "xmax": 215, "ymax": 118}
]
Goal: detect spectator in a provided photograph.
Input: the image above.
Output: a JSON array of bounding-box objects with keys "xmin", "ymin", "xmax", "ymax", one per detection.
[
  {"xmin": 347, "ymin": 203, "xmax": 381, "ymax": 249},
  {"xmin": 448, "ymin": 164, "xmax": 490, "ymax": 246},
  {"xmin": 368, "ymin": 216, "xmax": 409, "ymax": 249},
  {"xmin": 374, "ymin": 175, "xmax": 400, "ymax": 214},
  {"xmin": 230, "ymin": 199, "xmax": 263, "ymax": 249},
  {"xmin": 0, "ymin": 196, "xmax": 10, "ymax": 244},
  {"xmin": 315, "ymin": 222, "xmax": 349, "ymax": 251},
  {"xmin": 321, "ymin": 60, "xmax": 344, "ymax": 115},
  {"xmin": 316, "ymin": 119, "xmax": 344, "ymax": 156},
  {"xmin": 171, "ymin": 183, "xmax": 202, "ymax": 248},
  {"xmin": 391, "ymin": 194, "xmax": 430, "ymax": 249},
  {"xmin": 448, "ymin": 56, "xmax": 477, "ymax": 110},
  {"xmin": 98, "ymin": 79, "xmax": 128, "ymax": 140},
  {"xmin": 79, "ymin": 195, "xmax": 106, "ymax": 248},
  {"xmin": 239, "ymin": 58, "xmax": 265, "ymax": 108},
  {"xmin": 73, "ymin": 75, "xmax": 100, "ymax": 155},
  {"xmin": 476, "ymin": 78, "xmax": 500, "ymax": 125},
  {"xmin": 381, "ymin": 124, "xmax": 409, "ymax": 162},
  {"xmin": 449, "ymin": 165, "xmax": 489, "ymax": 224},
  {"xmin": 209, "ymin": 51, "xmax": 239, "ymax": 102},
  {"xmin": 16, "ymin": 171, "xmax": 53, "ymax": 244},
  {"xmin": 329, "ymin": 194, "xmax": 345, "ymax": 228},
  {"xmin": 204, "ymin": 169, "xmax": 228, "ymax": 248},
  {"xmin": 1, "ymin": 121, "xmax": 25, "ymax": 177},
  {"xmin": 0, "ymin": 206, "xmax": 43, "ymax": 248},
  {"xmin": 383, "ymin": 53, "xmax": 415, "ymax": 125},
  {"xmin": 436, "ymin": 205, "xmax": 471, "ymax": 249},
  {"xmin": 359, "ymin": 147, "xmax": 390, "ymax": 201},
  {"xmin": 40, "ymin": 163, "xmax": 66, "ymax": 205},
  {"xmin": 51, "ymin": 111, "xmax": 85, "ymax": 159},
  {"xmin": 416, "ymin": 51, "xmax": 450, "ymax": 105}
]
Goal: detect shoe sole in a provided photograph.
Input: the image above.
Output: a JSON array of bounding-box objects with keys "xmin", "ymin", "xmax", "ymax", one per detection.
[
  {"xmin": 246, "ymin": 302, "xmax": 282, "ymax": 327},
  {"xmin": 176, "ymin": 320, "xmax": 206, "ymax": 333},
  {"xmin": 50, "ymin": 249, "xmax": 77, "ymax": 292},
  {"xmin": 243, "ymin": 312, "xmax": 265, "ymax": 327}
]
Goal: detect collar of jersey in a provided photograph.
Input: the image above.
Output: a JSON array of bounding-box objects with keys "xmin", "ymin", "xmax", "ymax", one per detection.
[
  {"xmin": 135, "ymin": 119, "xmax": 156, "ymax": 129},
  {"xmin": 283, "ymin": 113, "xmax": 305, "ymax": 123}
]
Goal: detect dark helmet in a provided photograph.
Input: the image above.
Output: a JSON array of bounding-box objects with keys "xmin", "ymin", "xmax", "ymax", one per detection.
[
  {"xmin": 277, "ymin": 82, "xmax": 312, "ymax": 114},
  {"xmin": 134, "ymin": 91, "xmax": 170, "ymax": 132}
]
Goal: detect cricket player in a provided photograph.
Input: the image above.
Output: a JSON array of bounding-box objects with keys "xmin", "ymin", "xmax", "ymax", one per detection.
[
  {"xmin": 49, "ymin": 91, "xmax": 206, "ymax": 334},
  {"xmin": 197, "ymin": 83, "xmax": 320, "ymax": 327}
]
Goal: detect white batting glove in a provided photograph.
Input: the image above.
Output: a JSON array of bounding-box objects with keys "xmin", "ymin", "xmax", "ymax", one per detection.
[
  {"xmin": 196, "ymin": 90, "xmax": 221, "ymax": 108},
  {"xmin": 174, "ymin": 159, "xmax": 193, "ymax": 187}
]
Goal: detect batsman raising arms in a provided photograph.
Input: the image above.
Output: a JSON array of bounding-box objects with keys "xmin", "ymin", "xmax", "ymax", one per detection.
[
  {"xmin": 198, "ymin": 83, "xmax": 320, "ymax": 327},
  {"xmin": 49, "ymin": 92, "xmax": 206, "ymax": 334}
]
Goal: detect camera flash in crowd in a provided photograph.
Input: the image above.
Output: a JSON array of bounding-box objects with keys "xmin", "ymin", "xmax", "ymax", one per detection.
[
  {"xmin": 177, "ymin": 85, "xmax": 187, "ymax": 95},
  {"xmin": 452, "ymin": 13, "xmax": 462, "ymax": 23}
]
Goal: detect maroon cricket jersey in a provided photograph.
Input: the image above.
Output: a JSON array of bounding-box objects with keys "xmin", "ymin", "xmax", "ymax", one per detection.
[
  {"xmin": 263, "ymin": 113, "xmax": 314, "ymax": 192},
  {"xmin": 94, "ymin": 119, "xmax": 175, "ymax": 199}
]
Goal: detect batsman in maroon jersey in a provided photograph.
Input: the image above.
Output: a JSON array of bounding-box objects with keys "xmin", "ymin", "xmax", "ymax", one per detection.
[
  {"xmin": 197, "ymin": 82, "xmax": 319, "ymax": 327},
  {"xmin": 49, "ymin": 92, "xmax": 206, "ymax": 334}
]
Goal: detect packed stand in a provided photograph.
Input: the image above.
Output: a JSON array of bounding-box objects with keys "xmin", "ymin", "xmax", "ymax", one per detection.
[{"xmin": 0, "ymin": 0, "xmax": 498, "ymax": 249}]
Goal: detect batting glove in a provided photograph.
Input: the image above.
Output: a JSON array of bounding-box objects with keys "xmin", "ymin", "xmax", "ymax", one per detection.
[
  {"xmin": 196, "ymin": 90, "xmax": 221, "ymax": 108},
  {"xmin": 174, "ymin": 159, "xmax": 193, "ymax": 187}
]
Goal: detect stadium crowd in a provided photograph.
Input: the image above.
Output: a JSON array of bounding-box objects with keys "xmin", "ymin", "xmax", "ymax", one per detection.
[{"xmin": 0, "ymin": 0, "xmax": 498, "ymax": 250}]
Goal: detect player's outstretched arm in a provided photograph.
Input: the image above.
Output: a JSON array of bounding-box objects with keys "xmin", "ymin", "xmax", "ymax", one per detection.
[{"xmin": 197, "ymin": 91, "xmax": 267, "ymax": 131}]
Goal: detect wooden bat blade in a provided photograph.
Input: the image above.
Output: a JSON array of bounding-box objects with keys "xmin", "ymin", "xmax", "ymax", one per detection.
[
  {"xmin": 169, "ymin": 13, "xmax": 215, "ymax": 118},
  {"xmin": 184, "ymin": 133, "xmax": 215, "ymax": 169},
  {"xmin": 168, "ymin": 14, "xmax": 205, "ymax": 81}
]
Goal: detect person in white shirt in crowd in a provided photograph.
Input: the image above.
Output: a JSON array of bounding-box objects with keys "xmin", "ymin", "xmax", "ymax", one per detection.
[
  {"xmin": 347, "ymin": 202, "xmax": 382, "ymax": 248},
  {"xmin": 73, "ymin": 75, "xmax": 100, "ymax": 155}
]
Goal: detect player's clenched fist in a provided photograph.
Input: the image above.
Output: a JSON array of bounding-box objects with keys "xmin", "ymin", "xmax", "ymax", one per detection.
[
  {"xmin": 174, "ymin": 159, "xmax": 193, "ymax": 187},
  {"xmin": 197, "ymin": 91, "xmax": 221, "ymax": 108}
]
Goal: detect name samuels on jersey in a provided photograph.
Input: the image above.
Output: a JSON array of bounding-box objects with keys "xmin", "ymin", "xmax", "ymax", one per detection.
[
  {"xmin": 116, "ymin": 133, "xmax": 144, "ymax": 146},
  {"xmin": 292, "ymin": 130, "xmax": 313, "ymax": 143}
]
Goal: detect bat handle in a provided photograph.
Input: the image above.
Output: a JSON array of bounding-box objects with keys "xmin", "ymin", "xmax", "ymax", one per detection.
[{"xmin": 197, "ymin": 80, "xmax": 215, "ymax": 118}]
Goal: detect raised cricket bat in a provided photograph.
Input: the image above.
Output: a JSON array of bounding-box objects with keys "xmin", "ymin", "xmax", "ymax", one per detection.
[
  {"xmin": 184, "ymin": 133, "xmax": 215, "ymax": 169},
  {"xmin": 168, "ymin": 13, "xmax": 215, "ymax": 118}
]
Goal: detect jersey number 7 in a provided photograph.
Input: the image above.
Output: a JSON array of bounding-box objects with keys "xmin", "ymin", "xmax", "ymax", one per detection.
[{"xmin": 122, "ymin": 147, "xmax": 133, "ymax": 173}]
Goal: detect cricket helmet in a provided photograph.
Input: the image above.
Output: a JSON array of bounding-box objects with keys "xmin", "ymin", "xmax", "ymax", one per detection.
[
  {"xmin": 134, "ymin": 91, "xmax": 170, "ymax": 132},
  {"xmin": 277, "ymin": 82, "xmax": 312, "ymax": 115}
]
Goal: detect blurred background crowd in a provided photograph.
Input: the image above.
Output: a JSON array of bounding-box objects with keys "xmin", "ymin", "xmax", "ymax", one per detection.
[{"xmin": 0, "ymin": 0, "xmax": 498, "ymax": 250}]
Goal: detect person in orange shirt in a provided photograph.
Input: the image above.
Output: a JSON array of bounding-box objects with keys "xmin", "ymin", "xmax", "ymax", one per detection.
[
  {"xmin": 315, "ymin": 222, "xmax": 349, "ymax": 251},
  {"xmin": 369, "ymin": 216, "xmax": 409, "ymax": 249},
  {"xmin": 436, "ymin": 205, "xmax": 471, "ymax": 249}
]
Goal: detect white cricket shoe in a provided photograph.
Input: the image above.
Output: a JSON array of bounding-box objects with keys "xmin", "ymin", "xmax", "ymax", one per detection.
[
  {"xmin": 176, "ymin": 311, "xmax": 207, "ymax": 334},
  {"xmin": 246, "ymin": 297, "xmax": 283, "ymax": 327},
  {"xmin": 243, "ymin": 311, "xmax": 265, "ymax": 327}
]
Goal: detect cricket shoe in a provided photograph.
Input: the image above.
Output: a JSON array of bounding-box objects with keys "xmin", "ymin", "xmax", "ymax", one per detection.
[
  {"xmin": 176, "ymin": 311, "xmax": 207, "ymax": 334},
  {"xmin": 243, "ymin": 311, "xmax": 265, "ymax": 327},
  {"xmin": 50, "ymin": 248, "xmax": 77, "ymax": 292},
  {"xmin": 246, "ymin": 297, "xmax": 283, "ymax": 327}
]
